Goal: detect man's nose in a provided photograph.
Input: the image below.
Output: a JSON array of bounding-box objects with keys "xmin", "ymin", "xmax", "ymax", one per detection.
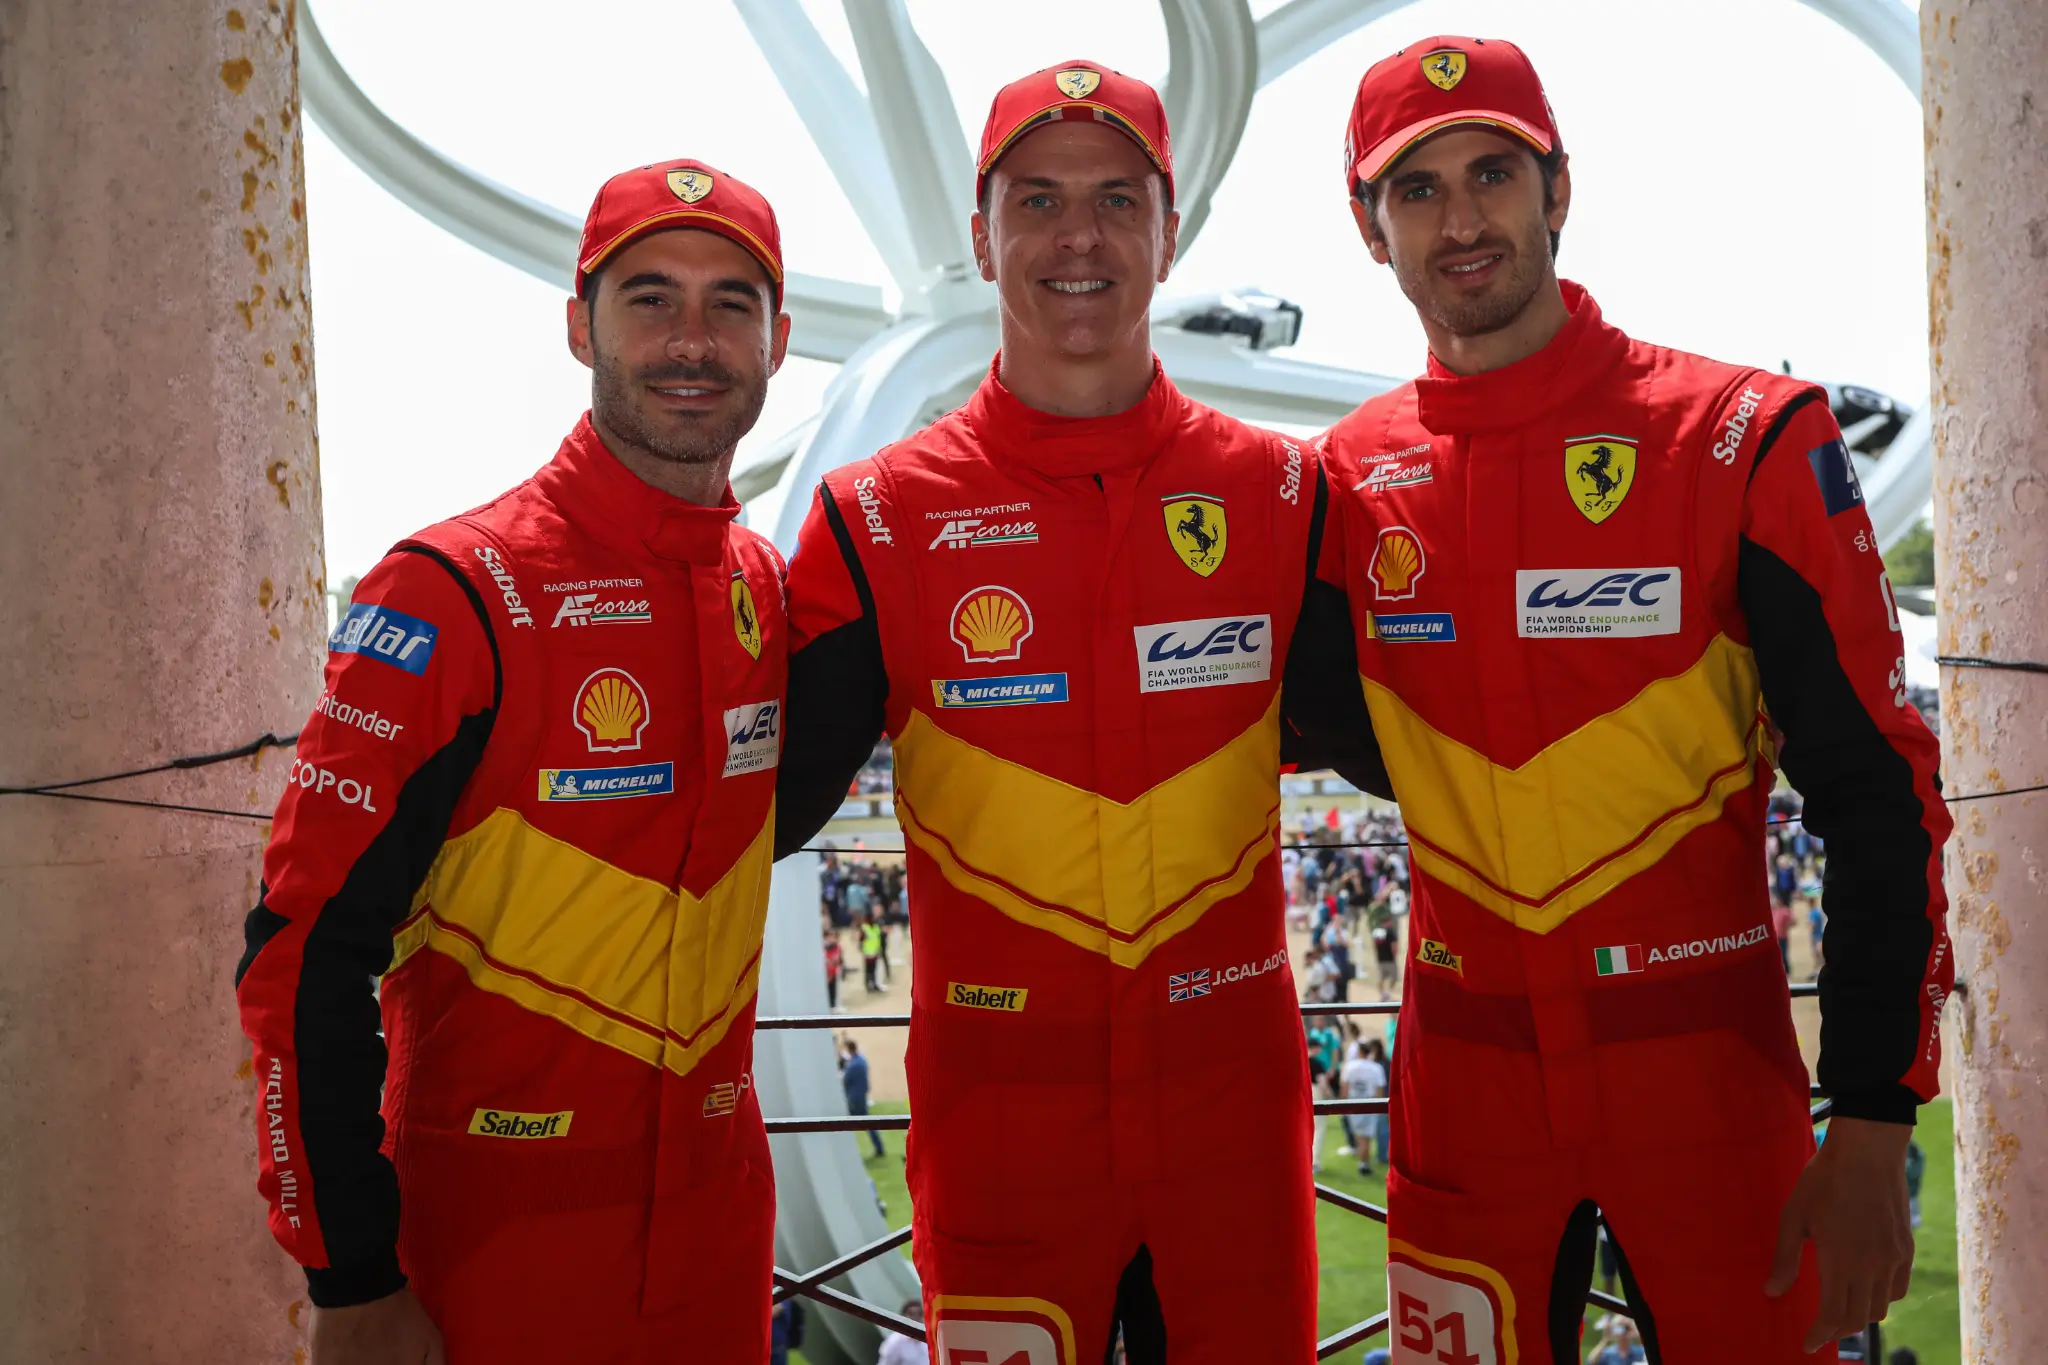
[
  {"xmin": 668, "ymin": 308, "xmax": 718, "ymax": 362},
  {"xmin": 1441, "ymin": 186, "xmax": 1487, "ymax": 245}
]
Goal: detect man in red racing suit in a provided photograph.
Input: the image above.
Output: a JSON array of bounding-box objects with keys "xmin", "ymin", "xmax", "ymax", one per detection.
[
  {"xmin": 236, "ymin": 160, "xmax": 793, "ymax": 1362},
  {"xmin": 1313, "ymin": 37, "xmax": 1953, "ymax": 1362},
  {"xmin": 774, "ymin": 61, "xmax": 1375, "ymax": 1365}
]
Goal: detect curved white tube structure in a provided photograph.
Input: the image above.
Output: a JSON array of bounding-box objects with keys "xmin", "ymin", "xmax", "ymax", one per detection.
[{"xmin": 296, "ymin": 3, "xmax": 1931, "ymax": 1356}]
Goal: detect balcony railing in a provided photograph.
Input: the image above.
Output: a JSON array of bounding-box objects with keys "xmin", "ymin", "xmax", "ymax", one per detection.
[{"xmin": 757, "ymin": 981, "xmax": 1826, "ymax": 1356}]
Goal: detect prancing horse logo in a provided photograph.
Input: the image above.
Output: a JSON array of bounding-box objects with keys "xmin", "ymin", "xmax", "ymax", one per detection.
[{"xmin": 1162, "ymin": 493, "xmax": 1228, "ymax": 577}]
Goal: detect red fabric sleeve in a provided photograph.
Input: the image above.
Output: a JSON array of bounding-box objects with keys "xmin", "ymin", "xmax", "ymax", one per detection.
[
  {"xmin": 235, "ymin": 547, "xmax": 496, "ymax": 1301},
  {"xmin": 786, "ymin": 483, "xmax": 868, "ymax": 651},
  {"xmin": 1738, "ymin": 396, "xmax": 1954, "ymax": 1119}
]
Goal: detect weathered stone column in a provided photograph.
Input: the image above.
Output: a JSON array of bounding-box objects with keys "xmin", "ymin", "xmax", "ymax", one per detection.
[
  {"xmin": 1923, "ymin": 2, "xmax": 2048, "ymax": 1359},
  {"xmin": 0, "ymin": 1, "xmax": 324, "ymax": 1358}
]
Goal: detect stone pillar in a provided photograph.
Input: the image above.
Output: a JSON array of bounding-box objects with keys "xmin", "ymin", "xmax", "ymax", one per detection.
[
  {"xmin": 1923, "ymin": 2, "xmax": 2048, "ymax": 1359},
  {"xmin": 0, "ymin": 1, "xmax": 324, "ymax": 1358}
]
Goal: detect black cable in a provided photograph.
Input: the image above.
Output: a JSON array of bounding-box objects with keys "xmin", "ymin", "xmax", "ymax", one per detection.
[
  {"xmin": 0, "ymin": 731, "xmax": 298, "ymax": 796},
  {"xmin": 1935, "ymin": 655, "xmax": 2048, "ymax": 675}
]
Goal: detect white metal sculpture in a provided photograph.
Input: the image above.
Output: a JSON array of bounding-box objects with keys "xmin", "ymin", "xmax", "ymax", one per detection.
[{"xmin": 297, "ymin": 3, "xmax": 1929, "ymax": 1356}]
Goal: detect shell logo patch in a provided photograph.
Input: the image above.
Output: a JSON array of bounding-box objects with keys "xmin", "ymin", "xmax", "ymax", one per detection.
[
  {"xmin": 1054, "ymin": 68, "xmax": 1101, "ymax": 99},
  {"xmin": 731, "ymin": 572, "xmax": 763, "ymax": 659},
  {"xmin": 574, "ymin": 668, "xmax": 650, "ymax": 752},
  {"xmin": 950, "ymin": 586, "xmax": 1034, "ymax": 663},
  {"xmin": 1421, "ymin": 49, "xmax": 1468, "ymax": 91},
  {"xmin": 1162, "ymin": 493, "xmax": 1228, "ymax": 577},
  {"xmin": 667, "ymin": 168, "xmax": 714, "ymax": 204},
  {"xmin": 1565, "ymin": 434, "xmax": 1637, "ymax": 524},
  {"xmin": 1367, "ymin": 526, "xmax": 1427, "ymax": 601}
]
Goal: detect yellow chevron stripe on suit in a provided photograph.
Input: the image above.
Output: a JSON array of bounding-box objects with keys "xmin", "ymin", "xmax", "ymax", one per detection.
[
  {"xmin": 389, "ymin": 804, "xmax": 774, "ymax": 1075},
  {"xmin": 892, "ymin": 696, "xmax": 1283, "ymax": 968},
  {"xmin": 1366, "ymin": 633, "xmax": 1767, "ymax": 932}
]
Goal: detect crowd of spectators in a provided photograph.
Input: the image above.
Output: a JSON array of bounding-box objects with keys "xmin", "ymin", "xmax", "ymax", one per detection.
[{"xmin": 818, "ymin": 848, "xmax": 909, "ymax": 1007}]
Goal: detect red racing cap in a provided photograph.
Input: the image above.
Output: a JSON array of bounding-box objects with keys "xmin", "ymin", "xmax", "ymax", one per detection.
[
  {"xmin": 976, "ymin": 60, "xmax": 1174, "ymax": 204},
  {"xmin": 1343, "ymin": 36, "xmax": 1559, "ymax": 195},
  {"xmin": 575, "ymin": 158, "xmax": 784, "ymax": 302}
]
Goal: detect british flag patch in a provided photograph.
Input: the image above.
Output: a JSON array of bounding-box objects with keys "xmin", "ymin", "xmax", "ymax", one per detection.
[{"xmin": 1167, "ymin": 969, "xmax": 1212, "ymax": 1003}]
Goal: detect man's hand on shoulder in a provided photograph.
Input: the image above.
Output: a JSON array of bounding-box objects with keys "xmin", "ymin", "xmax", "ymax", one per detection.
[
  {"xmin": 1765, "ymin": 1116, "xmax": 1915, "ymax": 1351},
  {"xmin": 311, "ymin": 1289, "xmax": 445, "ymax": 1365}
]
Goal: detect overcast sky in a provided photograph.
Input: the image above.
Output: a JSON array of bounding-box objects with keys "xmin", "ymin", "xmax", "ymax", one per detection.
[{"xmin": 304, "ymin": 0, "xmax": 1928, "ymax": 583}]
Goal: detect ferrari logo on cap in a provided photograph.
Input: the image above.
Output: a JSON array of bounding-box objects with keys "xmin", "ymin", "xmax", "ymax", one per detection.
[
  {"xmin": 1564, "ymin": 434, "xmax": 1638, "ymax": 524},
  {"xmin": 731, "ymin": 572, "xmax": 762, "ymax": 659},
  {"xmin": 1421, "ymin": 49, "xmax": 1468, "ymax": 91},
  {"xmin": 1054, "ymin": 68, "xmax": 1101, "ymax": 99},
  {"xmin": 1162, "ymin": 493, "xmax": 1228, "ymax": 577},
  {"xmin": 668, "ymin": 169, "xmax": 714, "ymax": 204}
]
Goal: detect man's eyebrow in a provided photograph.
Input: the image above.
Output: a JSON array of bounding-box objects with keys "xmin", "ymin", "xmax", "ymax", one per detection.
[
  {"xmin": 1466, "ymin": 152, "xmax": 1521, "ymax": 172},
  {"xmin": 613, "ymin": 271, "xmax": 680, "ymax": 293},
  {"xmin": 710, "ymin": 277, "xmax": 767, "ymax": 300},
  {"xmin": 1387, "ymin": 166, "xmax": 1440, "ymax": 190}
]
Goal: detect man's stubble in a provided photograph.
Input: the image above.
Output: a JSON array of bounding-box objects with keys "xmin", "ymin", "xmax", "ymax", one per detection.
[
  {"xmin": 1393, "ymin": 210, "xmax": 1553, "ymax": 340},
  {"xmin": 590, "ymin": 343, "xmax": 767, "ymax": 469}
]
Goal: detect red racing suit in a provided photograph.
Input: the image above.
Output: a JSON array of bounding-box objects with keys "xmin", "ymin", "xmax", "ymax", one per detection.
[
  {"xmin": 777, "ymin": 362, "xmax": 1372, "ymax": 1365},
  {"xmin": 1316, "ymin": 285, "xmax": 1952, "ymax": 1364},
  {"xmin": 236, "ymin": 417, "xmax": 786, "ymax": 1361}
]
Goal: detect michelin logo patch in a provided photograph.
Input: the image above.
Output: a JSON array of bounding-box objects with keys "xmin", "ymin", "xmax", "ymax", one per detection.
[
  {"xmin": 1368, "ymin": 611, "xmax": 1456, "ymax": 643},
  {"xmin": 537, "ymin": 762, "xmax": 675, "ymax": 801},
  {"xmin": 329, "ymin": 602, "xmax": 438, "ymax": 676},
  {"xmin": 932, "ymin": 673, "xmax": 1069, "ymax": 708},
  {"xmin": 1133, "ymin": 615, "xmax": 1272, "ymax": 693},
  {"xmin": 723, "ymin": 700, "xmax": 782, "ymax": 777},
  {"xmin": 1516, "ymin": 568, "xmax": 1680, "ymax": 639}
]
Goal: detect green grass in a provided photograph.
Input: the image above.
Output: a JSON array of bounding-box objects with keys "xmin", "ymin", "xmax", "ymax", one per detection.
[{"xmin": 795, "ymin": 1100, "xmax": 1960, "ymax": 1362}]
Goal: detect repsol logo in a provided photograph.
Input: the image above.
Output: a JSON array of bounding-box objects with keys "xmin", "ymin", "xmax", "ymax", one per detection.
[
  {"xmin": 948, "ymin": 982, "xmax": 1028, "ymax": 1012},
  {"xmin": 287, "ymin": 759, "xmax": 379, "ymax": 812},
  {"xmin": 467, "ymin": 1108, "xmax": 574, "ymax": 1139}
]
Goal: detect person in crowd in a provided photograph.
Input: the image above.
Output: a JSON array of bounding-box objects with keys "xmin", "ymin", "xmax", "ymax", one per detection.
[
  {"xmin": 1340, "ymin": 1037, "xmax": 1388, "ymax": 1177},
  {"xmin": 823, "ymin": 927, "xmax": 844, "ymax": 1011},
  {"xmin": 877, "ymin": 1302, "xmax": 930, "ymax": 1365},
  {"xmin": 1311, "ymin": 33, "xmax": 1951, "ymax": 1358},
  {"xmin": 1585, "ymin": 1314, "xmax": 1644, "ymax": 1365},
  {"xmin": 1370, "ymin": 911, "xmax": 1401, "ymax": 1000},
  {"xmin": 773, "ymin": 53, "xmax": 1386, "ymax": 1361},
  {"xmin": 769, "ymin": 1297, "xmax": 806, "ymax": 1365},
  {"xmin": 235, "ymin": 159, "xmax": 792, "ymax": 1362},
  {"xmin": 861, "ymin": 914, "xmax": 886, "ymax": 994},
  {"xmin": 1774, "ymin": 895, "xmax": 1797, "ymax": 975},
  {"xmin": 839, "ymin": 1035, "xmax": 885, "ymax": 1160}
]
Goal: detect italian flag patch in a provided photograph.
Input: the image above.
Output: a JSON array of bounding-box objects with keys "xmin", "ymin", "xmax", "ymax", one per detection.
[{"xmin": 1594, "ymin": 944, "xmax": 1644, "ymax": 976}]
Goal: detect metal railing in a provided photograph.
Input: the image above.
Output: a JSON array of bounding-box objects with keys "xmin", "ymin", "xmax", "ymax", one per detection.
[{"xmin": 756, "ymin": 981, "xmax": 1827, "ymax": 1356}]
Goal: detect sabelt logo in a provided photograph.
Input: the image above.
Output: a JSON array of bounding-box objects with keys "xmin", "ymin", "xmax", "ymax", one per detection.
[
  {"xmin": 948, "ymin": 982, "xmax": 1028, "ymax": 1012},
  {"xmin": 1278, "ymin": 440, "xmax": 1303, "ymax": 504},
  {"xmin": 1417, "ymin": 938, "xmax": 1463, "ymax": 974},
  {"xmin": 473, "ymin": 545, "xmax": 535, "ymax": 628},
  {"xmin": 1712, "ymin": 386, "xmax": 1768, "ymax": 465},
  {"xmin": 468, "ymin": 1108, "xmax": 574, "ymax": 1139},
  {"xmin": 852, "ymin": 475, "xmax": 894, "ymax": 545},
  {"xmin": 1516, "ymin": 568, "xmax": 1681, "ymax": 639}
]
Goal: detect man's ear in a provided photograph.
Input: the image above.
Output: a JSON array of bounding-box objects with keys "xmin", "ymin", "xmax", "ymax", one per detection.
[
  {"xmin": 1157, "ymin": 208, "xmax": 1180, "ymax": 284},
  {"xmin": 1547, "ymin": 153, "xmax": 1572, "ymax": 235},
  {"xmin": 971, "ymin": 209, "xmax": 995, "ymax": 282},
  {"xmin": 566, "ymin": 295, "xmax": 595, "ymax": 369},
  {"xmin": 1350, "ymin": 196, "xmax": 1392, "ymax": 267},
  {"xmin": 769, "ymin": 310, "xmax": 792, "ymax": 376}
]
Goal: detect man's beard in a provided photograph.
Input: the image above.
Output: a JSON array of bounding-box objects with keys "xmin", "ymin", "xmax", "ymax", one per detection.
[
  {"xmin": 590, "ymin": 350, "xmax": 767, "ymax": 467},
  {"xmin": 1396, "ymin": 216, "xmax": 1552, "ymax": 338}
]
